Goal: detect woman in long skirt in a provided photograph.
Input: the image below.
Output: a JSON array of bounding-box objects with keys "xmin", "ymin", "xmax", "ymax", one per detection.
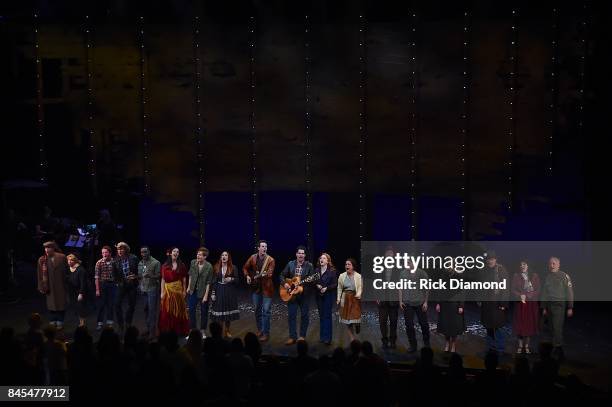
[
  {"xmin": 315, "ymin": 253, "xmax": 337, "ymax": 345},
  {"xmin": 66, "ymin": 254, "xmax": 88, "ymax": 327},
  {"xmin": 511, "ymin": 260, "xmax": 540, "ymax": 354},
  {"xmin": 436, "ymin": 267, "xmax": 465, "ymax": 353},
  {"xmin": 337, "ymin": 258, "xmax": 362, "ymax": 342},
  {"xmin": 210, "ymin": 251, "xmax": 240, "ymax": 337},
  {"xmin": 159, "ymin": 247, "xmax": 189, "ymax": 336}
]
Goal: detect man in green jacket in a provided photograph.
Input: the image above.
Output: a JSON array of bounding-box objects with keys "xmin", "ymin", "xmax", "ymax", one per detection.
[
  {"xmin": 541, "ymin": 256, "xmax": 574, "ymax": 360},
  {"xmin": 138, "ymin": 246, "xmax": 161, "ymax": 340},
  {"xmin": 187, "ymin": 247, "xmax": 213, "ymax": 338}
]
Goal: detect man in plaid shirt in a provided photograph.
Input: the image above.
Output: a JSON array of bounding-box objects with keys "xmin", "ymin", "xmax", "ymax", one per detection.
[{"xmin": 95, "ymin": 246, "xmax": 118, "ymax": 330}]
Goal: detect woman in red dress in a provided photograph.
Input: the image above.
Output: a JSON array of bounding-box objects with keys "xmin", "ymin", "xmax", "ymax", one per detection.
[
  {"xmin": 511, "ymin": 260, "xmax": 540, "ymax": 354},
  {"xmin": 159, "ymin": 247, "xmax": 189, "ymax": 336}
]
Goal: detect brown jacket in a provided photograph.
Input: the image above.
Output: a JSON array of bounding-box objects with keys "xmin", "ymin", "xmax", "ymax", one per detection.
[
  {"xmin": 242, "ymin": 254, "xmax": 275, "ymax": 297},
  {"xmin": 37, "ymin": 253, "xmax": 68, "ymax": 311}
]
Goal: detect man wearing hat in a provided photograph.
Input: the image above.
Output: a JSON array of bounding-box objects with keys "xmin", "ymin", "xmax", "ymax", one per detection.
[
  {"xmin": 113, "ymin": 242, "xmax": 140, "ymax": 333},
  {"xmin": 36, "ymin": 241, "xmax": 68, "ymax": 329},
  {"xmin": 480, "ymin": 250, "xmax": 509, "ymax": 355}
]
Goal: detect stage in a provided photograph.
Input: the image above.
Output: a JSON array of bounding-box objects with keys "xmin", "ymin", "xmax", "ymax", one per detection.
[{"xmin": 2, "ymin": 282, "xmax": 611, "ymax": 393}]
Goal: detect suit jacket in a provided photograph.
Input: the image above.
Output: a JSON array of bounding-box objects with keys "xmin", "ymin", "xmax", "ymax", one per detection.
[
  {"xmin": 242, "ymin": 254, "xmax": 275, "ymax": 297},
  {"xmin": 315, "ymin": 267, "xmax": 337, "ymax": 297}
]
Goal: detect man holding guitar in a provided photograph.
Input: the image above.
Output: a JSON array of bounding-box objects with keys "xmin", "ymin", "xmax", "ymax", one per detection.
[
  {"xmin": 242, "ymin": 240, "xmax": 275, "ymax": 342},
  {"xmin": 279, "ymin": 246, "xmax": 315, "ymax": 345}
]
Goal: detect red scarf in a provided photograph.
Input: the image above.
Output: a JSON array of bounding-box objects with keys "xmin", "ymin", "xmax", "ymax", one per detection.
[{"xmin": 38, "ymin": 255, "xmax": 49, "ymax": 294}]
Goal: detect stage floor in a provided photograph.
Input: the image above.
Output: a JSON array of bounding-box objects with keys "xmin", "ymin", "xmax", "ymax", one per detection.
[{"xmin": 1, "ymin": 287, "xmax": 611, "ymax": 392}]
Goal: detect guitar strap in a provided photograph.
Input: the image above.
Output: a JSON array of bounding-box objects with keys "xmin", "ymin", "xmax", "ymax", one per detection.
[{"xmin": 260, "ymin": 255, "xmax": 272, "ymax": 276}]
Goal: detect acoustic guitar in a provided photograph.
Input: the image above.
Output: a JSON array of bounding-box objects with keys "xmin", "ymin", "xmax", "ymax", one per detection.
[{"xmin": 279, "ymin": 272, "xmax": 320, "ymax": 302}]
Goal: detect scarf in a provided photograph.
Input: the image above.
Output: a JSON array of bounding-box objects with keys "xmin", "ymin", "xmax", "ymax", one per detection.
[
  {"xmin": 162, "ymin": 280, "xmax": 188, "ymax": 319},
  {"xmin": 38, "ymin": 255, "xmax": 49, "ymax": 294},
  {"xmin": 521, "ymin": 272, "xmax": 534, "ymax": 292}
]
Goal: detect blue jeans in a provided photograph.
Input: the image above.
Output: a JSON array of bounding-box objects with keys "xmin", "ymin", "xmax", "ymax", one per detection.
[
  {"xmin": 288, "ymin": 295, "xmax": 310, "ymax": 339},
  {"xmin": 486, "ymin": 327, "xmax": 506, "ymax": 353},
  {"xmin": 143, "ymin": 290, "xmax": 160, "ymax": 336},
  {"xmin": 252, "ymin": 292, "xmax": 272, "ymax": 336},
  {"xmin": 316, "ymin": 293, "xmax": 334, "ymax": 342},
  {"xmin": 97, "ymin": 282, "xmax": 117, "ymax": 323},
  {"xmin": 188, "ymin": 292, "xmax": 209, "ymax": 332}
]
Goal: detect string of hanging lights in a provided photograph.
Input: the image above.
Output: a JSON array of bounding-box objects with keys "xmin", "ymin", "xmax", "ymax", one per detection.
[
  {"xmin": 194, "ymin": 16, "xmax": 205, "ymax": 245},
  {"xmin": 304, "ymin": 14, "xmax": 314, "ymax": 257},
  {"xmin": 358, "ymin": 14, "xmax": 368, "ymax": 243},
  {"xmin": 34, "ymin": 12, "xmax": 47, "ymax": 183},
  {"xmin": 249, "ymin": 16, "xmax": 259, "ymax": 246}
]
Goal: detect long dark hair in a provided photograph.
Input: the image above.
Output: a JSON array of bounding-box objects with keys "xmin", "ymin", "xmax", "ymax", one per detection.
[
  {"xmin": 164, "ymin": 247, "xmax": 184, "ymax": 268},
  {"xmin": 214, "ymin": 251, "xmax": 234, "ymax": 277}
]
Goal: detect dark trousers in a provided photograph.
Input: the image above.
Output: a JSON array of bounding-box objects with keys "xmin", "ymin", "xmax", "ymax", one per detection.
[
  {"xmin": 403, "ymin": 304, "xmax": 430, "ymax": 348},
  {"xmin": 316, "ymin": 292, "xmax": 334, "ymax": 342},
  {"xmin": 543, "ymin": 302, "xmax": 566, "ymax": 347},
  {"xmin": 143, "ymin": 290, "xmax": 160, "ymax": 336},
  {"xmin": 486, "ymin": 327, "xmax": 506, "ymax": 352},
  {"xmin": 115, "ymin": 283, "xmax": 137, "ymax": 328},
  {"xmin": 378, "ymin": 302, "xmax": 399, "ymax": 344},
  {"xmin": 288, "ymin": 295, "xmax": 310, "ymax": 339},
  {"xmin": 49, "ymin": 310, "xmax": 65, "ymax": 323},
  {"xmin": 97, "ymin": 282, "xmax": 117, "ymax": 323},
  {"xmin": 188, "ymin": 292, "xmax": 210, "ymax": 332}
]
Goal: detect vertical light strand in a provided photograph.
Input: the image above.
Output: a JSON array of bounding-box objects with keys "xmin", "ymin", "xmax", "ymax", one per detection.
[
  {"xmin": 409, "ymin": 10, "xmax": 419, "ymax": 240},
  {"xmin": 34, "ymin": 12, "xmax": 47, "ymax": 183},
  {"xmin": 304, "ymin": 14, "xmax": 314, "ymax": 259},
  {"xmin": 249, "ymin": 16, "xmax": 259, "ymax": 246},
  {"xmin": 460, "ymin": 10, "xmax": 471, "ymax": 240},
  {"xmin": 139, "ymin": 16, "xmax": 151, "ymax": 195},
  {"xmin": 194, "ymin": 16, "xmax": 205, "ymax": 245},
  {"xmin": 577, "ymin": 0, "xmax": 593, "ymax": 240},
  {"xmin": 548, "ymin": 7, "xmax": 560, "ymax": 176},
  {"xmin": 358, "ymin": 15, "xmax": 368, "ymax": 244},
  {"xmin": 507, "ymin": 9, "xmax": 519, "ymax": 212},
  {"xmin": 577, "ymin": 2, "xmax": 588, "ymax": 144},
  {"xmin": 85, "ymin": 15, "xmax": 97, "ymax": 195}
]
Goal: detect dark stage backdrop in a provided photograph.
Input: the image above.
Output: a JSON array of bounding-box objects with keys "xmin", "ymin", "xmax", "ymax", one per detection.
[{"xmin": 1, "ymin": 1, "xmax": 603, "ymax": 260}]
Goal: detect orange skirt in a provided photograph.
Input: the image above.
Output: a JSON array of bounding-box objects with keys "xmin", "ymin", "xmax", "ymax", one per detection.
[
  {"xmin": 159, "ymin": 280, "xmax": 189, "ymax": 335},
  {"xmin": 339, "ymin": 291, "xmax": 361, "ymax": 324}
]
